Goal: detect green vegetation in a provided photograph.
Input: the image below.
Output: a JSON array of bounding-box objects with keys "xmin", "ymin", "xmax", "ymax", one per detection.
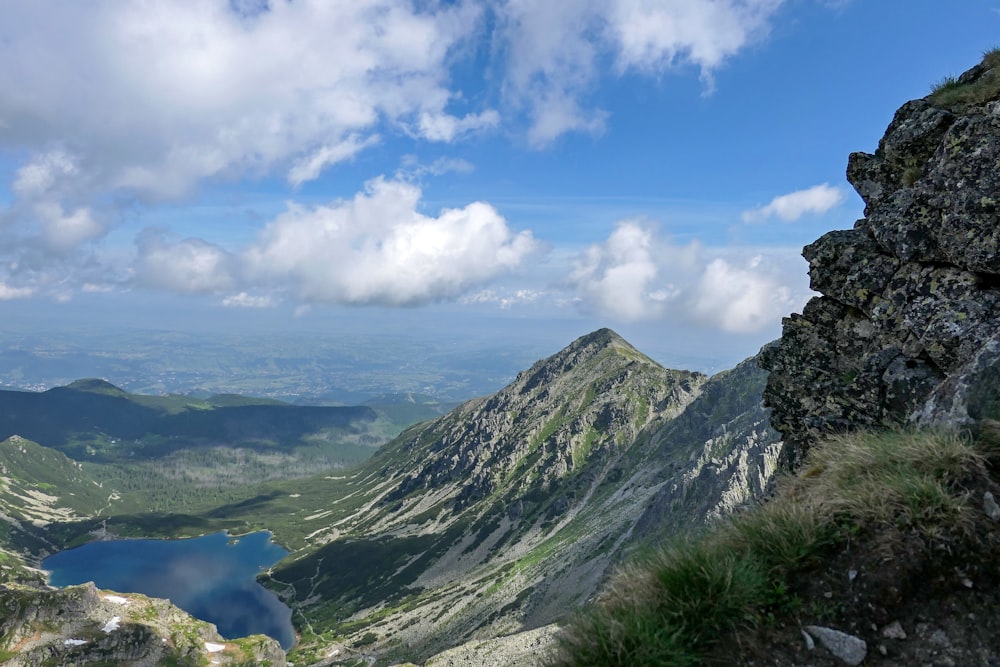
[
  {"xmin": 929, "ymin": 48, "xmax": 1000, "ymax": 109},
  {"xmin": 549, "ymin": 428, "xmax": 998, "ymax": 666}
]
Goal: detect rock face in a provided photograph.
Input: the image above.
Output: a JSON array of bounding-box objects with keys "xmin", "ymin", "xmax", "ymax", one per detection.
[
  {"xmin": 632, "ymin": 356, "xmax": 781, "ymax": 541},
  {"xmin": 0, "ymin": 582, "xmax": 285, "ymax": 666},
  {"xmin": 762, "ymin": 52, "xmax": 1000, "ymax": 467}
]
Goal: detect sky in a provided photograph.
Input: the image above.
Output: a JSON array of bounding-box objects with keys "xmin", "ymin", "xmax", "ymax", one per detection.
[{"xmin": 1, "ymin": 1, "xmax": 999, "ymax": 373}]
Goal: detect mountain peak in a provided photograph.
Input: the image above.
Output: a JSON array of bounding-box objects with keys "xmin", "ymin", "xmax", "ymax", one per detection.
[
  {"xmin": 573, "ymin": 327, "xmax": 623, "ymax": 347},
  {"xmin": 63, "ymin": 378, "xmax": 126, "ymax": 395}
]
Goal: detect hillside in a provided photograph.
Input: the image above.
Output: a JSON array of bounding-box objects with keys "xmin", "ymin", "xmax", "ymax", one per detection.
[{"xmin": 0, "ymin": 379, "xmax": 381, "ymax": 464}]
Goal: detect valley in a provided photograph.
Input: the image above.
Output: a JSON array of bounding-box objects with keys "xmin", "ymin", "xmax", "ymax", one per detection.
[{"xmin": 0, "ymin": 328, "xmax": 780, "ymax": 665}]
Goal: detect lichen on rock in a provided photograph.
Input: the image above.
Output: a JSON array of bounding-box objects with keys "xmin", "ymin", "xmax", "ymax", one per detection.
[{"xmin": 762, "ymin": 52, "xmax": 1000, "ymax": 468}]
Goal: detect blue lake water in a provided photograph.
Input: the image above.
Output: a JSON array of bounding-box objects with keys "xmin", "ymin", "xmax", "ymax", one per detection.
[{"xmin": 43, "ymin": 530, "xmax": 295, "ymax": 650}]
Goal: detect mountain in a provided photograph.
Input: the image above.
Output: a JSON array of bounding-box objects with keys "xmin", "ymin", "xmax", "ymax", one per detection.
[
  {"xmin": 228, "ymin": 329, "xmax": 778, "ymax": 663},
  {"xmin": 0, "ymin": 328, "xmax": 780, "ymax": 665}
]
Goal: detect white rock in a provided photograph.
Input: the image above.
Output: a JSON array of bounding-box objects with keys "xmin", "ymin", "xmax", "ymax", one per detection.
[
  {"xmin": 805, "ymin": 625, "xmax": 867, "ymax": 666},
  {"xmin": 882, "ymin": 620, "xmax": 907, "ymax": 640}
]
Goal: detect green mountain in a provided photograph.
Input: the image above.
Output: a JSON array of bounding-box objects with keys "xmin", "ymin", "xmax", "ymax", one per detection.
[
  {"xmin": 0, "ymin": 379, "xmax": 379, "ymax": 462},
  {"xmin": 0, "ymin": 329, "xmax": 780, "ymax": 665}
]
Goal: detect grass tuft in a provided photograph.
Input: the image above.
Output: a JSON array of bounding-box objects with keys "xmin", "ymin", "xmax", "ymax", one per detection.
[
  {"xmin": 549, "ymin": 428, "xmax": 996, "ymax": 667},
  {"xmin": 928, "ymin": 48, "xmax": 1000, "ymax": 109}
]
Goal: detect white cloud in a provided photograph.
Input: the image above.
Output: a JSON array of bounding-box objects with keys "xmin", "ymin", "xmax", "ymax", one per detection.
[
  {"xmin": 12, "ymin": 150, "xmax": 79, "ymax": 198},
  {"xmin": 0, "ymin": 283, "xmax": 34, "ymax": 300},
  {"xmin": 135, "ymin": 232, "xmax": 237, "ymax": 294},
  {"xmin": 461, "ymin": 288, "xmax": 542, "ymax": 309},
  {"xmin": 742, "ymin": 183, "xmax": 845, "ymax": 222},
  {"xmin": 568, "ymin": 222, "xmax": 807, "ymax": 331},
  {"xmin": 33, "ymin": 203, "xmax": 105, "ymax": 250},
  {"xmin": 397, "ymin": 156, "xmax": 475, "ymax": 179},
  {"xmin": 222, "ymin": 292, "xmax": 274, "ymax": 308},
  {"xmin": 0, "ymin": 0, "xmax": 481, "ymax": 201},
  {"xmin": 569, "ymin": 222, "xmax": 678, "ymax": 321},
  {"xmin": 417, "ymin": 109, "xmax": 501, "ymax": 142},
  {"xmin": 607, "ymin": 0, "xmax": 782, "ymax": 80},
  {"xmin": 689, "ymin": 255, "xmax": 796, "ymax": 332},
  {"xmin": 244, "ymin": 177, "xmax": 540, "ymax": 305},
  {"xmin": 287, "ymin": 135, "xmax": 381, "ymax": 188},
  {"xmin": 496, "ymin": 0, "xmax": 786, "ymax": 144}
]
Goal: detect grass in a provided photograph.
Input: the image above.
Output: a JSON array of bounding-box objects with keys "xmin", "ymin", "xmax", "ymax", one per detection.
[
  {"xmin": 549, "ymin": 428, "xmax": 997, "ymax": 667},
  {"xmin": 929, "ymin": 47, "xmax": 1000, "ymax": 109}
]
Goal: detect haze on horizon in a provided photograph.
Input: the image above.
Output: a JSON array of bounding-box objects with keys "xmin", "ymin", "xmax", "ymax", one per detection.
[{"xmin": 1, "ymin": 1, "xmax": 998, "ymax": 375}]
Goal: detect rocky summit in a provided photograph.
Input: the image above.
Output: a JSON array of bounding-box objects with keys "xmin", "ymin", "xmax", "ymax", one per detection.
[{"xmin": 762, "ymin": 52, "xmax": 1000, "ymax": 468}]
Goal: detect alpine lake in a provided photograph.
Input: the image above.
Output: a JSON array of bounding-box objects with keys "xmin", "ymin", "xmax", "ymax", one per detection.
[{"xmin": 42, "ymin": 530, "xmax": 296, "ymax": 649}]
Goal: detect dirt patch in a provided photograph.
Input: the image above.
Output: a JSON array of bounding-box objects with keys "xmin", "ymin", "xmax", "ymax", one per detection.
[{"xmin": 721, "ymin": 499, "xmax": 1000, "ymax": 666}]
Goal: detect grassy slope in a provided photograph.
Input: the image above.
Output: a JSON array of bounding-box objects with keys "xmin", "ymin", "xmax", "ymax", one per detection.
[{"xmin": 549, "ymin": 428, "xmax": 1000, "ymax": 666}]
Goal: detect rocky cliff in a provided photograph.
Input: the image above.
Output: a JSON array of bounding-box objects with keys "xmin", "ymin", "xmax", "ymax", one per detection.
[
  {"xmin": 762, "ymin": 51, "xmax": 1000, "ymax": 467},
  {"xmin": 0, "ymin": 582, "xmax": 285, "ymax": 666}
]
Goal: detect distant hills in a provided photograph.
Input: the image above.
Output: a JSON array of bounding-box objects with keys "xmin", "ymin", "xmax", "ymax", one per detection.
[{"xmin": 0, "ymin": 378, "xmax": 378, "ymax": 462}]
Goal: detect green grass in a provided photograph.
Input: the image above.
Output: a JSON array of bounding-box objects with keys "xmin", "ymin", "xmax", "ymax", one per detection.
[
  {"xmin": 549, "ymin": 428, "xmax": 996, "ymax": 667},
  {"xmin": 929, "ymin": 47, "xmax": 1000, "ymax": 108}
]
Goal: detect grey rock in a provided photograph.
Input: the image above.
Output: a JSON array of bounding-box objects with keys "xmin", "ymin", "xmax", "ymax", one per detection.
[
  {"xmin": 805, "ymin": 625, "xmax": 868, "ymax": 666},
  {"xmin": 985, "ymin": 491, "xmax": 1000, "ymax": 521},
  {"xmin": 882, "ymin": 620, "xmax": 908, "ymax": 640},
  {"xmin": 762, "ymin": 54, "xmax": 1000, "ymax": 467}
]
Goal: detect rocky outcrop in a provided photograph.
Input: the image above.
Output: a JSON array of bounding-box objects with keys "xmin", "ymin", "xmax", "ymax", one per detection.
[
  {"xmin": 762, "ymin": 52, "xmax": 1000, "ymax": 468},
  {"xmin": 0, "ymin": 582, "xmax": 285, "ymax": 666}
]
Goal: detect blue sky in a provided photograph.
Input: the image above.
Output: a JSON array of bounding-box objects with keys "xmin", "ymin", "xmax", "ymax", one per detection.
[{"xmin": 1, "ymin": 1, "xmax": 998, "ymax": 372}]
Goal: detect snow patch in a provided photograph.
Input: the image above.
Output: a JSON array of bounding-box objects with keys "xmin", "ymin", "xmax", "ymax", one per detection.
[
  {"xmin": 103, "ymin": 594, "xmax": 129, "ymax": 605},
  {"xmin": 64, "ymin": 638, "xmax": 87, "ymax": 646},
  {"xmin": 102, "ymin": 616, "xmax": 121, "ymax": 633},
  {"xmin": 205, "ymin": 642, "xmax": 226, "ymax": 653}
]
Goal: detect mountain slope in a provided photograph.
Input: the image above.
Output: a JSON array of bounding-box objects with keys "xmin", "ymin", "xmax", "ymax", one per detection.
[{"xmin": 227, "ymin": 329, "xmax": 778, "ymax": 664}]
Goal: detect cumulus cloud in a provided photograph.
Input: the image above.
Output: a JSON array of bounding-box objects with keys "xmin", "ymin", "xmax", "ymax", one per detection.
[
  {"xmin": 244, "ymin": 178, "xmax": 540, "ymax": 305},
  {"xmin": 568, "ymin": 221, "xmax": 806, "ymax": 331},
  {"xmin": 496, "ymin": 0, "xmax": 785, "ymax": 144},
  {"xmin": 742, "ymin": 183, "xmax": 845, "ymax": 222},
  {"xmin": 569, "ymin": 222, "xmax": 674, "ymax": 320},
  {"xmin": 0, "ymin": 0, "xmax": 794, "ymax": 304},
  {"xmin": 33, "ymin": 203, "xmax": 105, "ymax": 250},
  {"xmin": 689, "ymin": 255, "xmax": 796, "ymax": 332},
  {"xmin": 135, "ymin": 232, "xmax": 237, "ymax": 294},
  {"xmin": 607, "ymin": 0, "xmax": 782, "ymax": 83},
  {"xmin": 0, "ymin": 0, "xmax": 480, "ymax": 199}
]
